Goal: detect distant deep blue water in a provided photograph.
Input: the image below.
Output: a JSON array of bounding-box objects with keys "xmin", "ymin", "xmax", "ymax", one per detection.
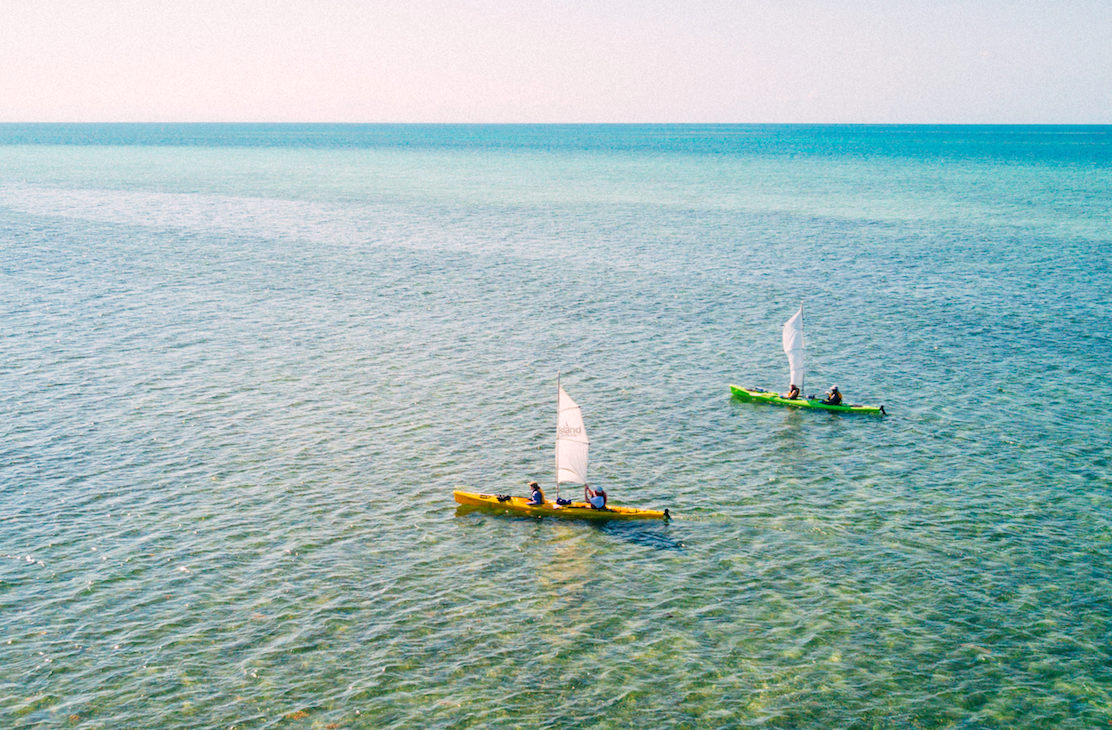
[{"xmin": 1, "ymin": 124, "xmax": 1110, "ymax": 728}]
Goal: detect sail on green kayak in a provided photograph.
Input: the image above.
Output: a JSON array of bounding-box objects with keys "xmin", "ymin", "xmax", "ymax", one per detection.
[{"xmin": 731, "ymin": 306, "xmax": 885, "ymax": 415}]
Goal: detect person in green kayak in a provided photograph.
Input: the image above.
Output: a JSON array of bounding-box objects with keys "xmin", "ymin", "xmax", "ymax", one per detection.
[
  {"xmin": 526, "ymin": 481, "xmax": 545, "ymax": 506},
  {"xmin": 584, "ymin": 484, "xmax": 607, "ymax": 509},
  {"xmin": 785, "ymin": 383, "xmax": 801, "ymax": 399},
  {"xmin": 822, "ymin": 386, "xmax": 842, "ymax": 406}
]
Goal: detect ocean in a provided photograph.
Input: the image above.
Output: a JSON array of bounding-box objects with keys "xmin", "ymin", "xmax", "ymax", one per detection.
[{"xmin": 1, "ymin": 124, "xmax": 1110, "ymax": 728}]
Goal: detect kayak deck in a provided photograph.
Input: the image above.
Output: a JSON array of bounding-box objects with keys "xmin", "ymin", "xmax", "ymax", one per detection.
[
  {"xmin": 730, "ymin": 385, "xmax": 885, "ymax": 415},
  {"xmin": 453, "ymin": 490, "xmax": 669, "ymax": 520}
]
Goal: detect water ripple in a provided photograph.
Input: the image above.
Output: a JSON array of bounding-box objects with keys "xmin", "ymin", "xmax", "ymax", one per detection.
[{"xmin": 2, "ymin": 130, "xmax": 1111, "ymax": 727}]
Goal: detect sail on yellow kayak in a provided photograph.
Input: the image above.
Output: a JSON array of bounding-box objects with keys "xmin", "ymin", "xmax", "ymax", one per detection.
[{"xmin": 453, "ymin": 379, "xmax": 671, "ymax": 522}]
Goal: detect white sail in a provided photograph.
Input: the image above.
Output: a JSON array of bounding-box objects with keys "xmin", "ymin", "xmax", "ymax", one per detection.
[
  {"xmin": 555, "ymin": 385, "xmax": 589, "ymax": 485},
  {"xmin": 782, "ymin": 306, "xmax": 804, "ymax": 389}
]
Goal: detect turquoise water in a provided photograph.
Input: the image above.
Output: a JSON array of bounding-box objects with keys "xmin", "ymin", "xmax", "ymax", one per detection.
[{"xmin": 1, "ymin": 125, "xmax": 1110, "ymax": 728}]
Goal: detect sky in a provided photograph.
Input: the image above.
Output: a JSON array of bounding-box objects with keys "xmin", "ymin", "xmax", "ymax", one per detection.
[{"xmin": 2, "ymin": 0, "xmax": 1110, "ymax": 123}]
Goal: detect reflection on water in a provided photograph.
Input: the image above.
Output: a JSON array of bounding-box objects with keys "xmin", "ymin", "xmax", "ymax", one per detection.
[
  {"xmin": 454, "ymin": 504, "xmax": 682, "ymax": 552},
  {"xmin": 598, "ymin": 521, "xmax": 684, "ymax": 552}
]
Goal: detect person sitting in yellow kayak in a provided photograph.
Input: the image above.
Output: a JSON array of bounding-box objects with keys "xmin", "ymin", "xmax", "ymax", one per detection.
[
  {"xmin": 785, "ymin": 383, "xmax": 801, "ymax": 399},
  {"xmin": 822, "ymin": 386, "xmax": 842, "ymax": 406},
  {"xmin": 527, "ymin": 481, "xmax": 545, "ymax": 506},
  {"xmin": 584, "ymin": 484, "xmax": 607, "ymax": 509}
]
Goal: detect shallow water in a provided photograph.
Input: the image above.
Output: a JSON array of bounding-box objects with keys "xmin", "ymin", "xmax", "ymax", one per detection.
[{"xmin": 1, "ymin": 124, "xmax": 1110, "ymax": 728}]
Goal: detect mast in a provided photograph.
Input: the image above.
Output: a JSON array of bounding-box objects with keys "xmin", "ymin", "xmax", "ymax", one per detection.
[
  {"xmin": 800, "ymin": 302, "xmax": 804, "ymax": 396},
  {"xmin": 555, "ymin": 372, "xmax": 560, "ymax": 501}
]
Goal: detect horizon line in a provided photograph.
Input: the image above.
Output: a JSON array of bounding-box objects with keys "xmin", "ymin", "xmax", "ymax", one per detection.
[{"xmin": 2, "ymin": 121, "xmax": 1111, "ymax": 127}]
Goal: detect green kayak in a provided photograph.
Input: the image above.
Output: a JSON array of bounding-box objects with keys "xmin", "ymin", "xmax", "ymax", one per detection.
[{"xmin": 730, "ymin": 385, "xmax": 886, "ymax": 415}]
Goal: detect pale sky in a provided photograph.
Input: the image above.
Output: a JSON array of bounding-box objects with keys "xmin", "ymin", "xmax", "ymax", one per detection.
[{"xmin": 2, "ymin": 0, "xmax": 1110, "ymax": 123}]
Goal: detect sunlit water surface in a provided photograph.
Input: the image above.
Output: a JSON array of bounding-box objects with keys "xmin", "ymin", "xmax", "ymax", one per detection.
[{"xmin": 1, "ymin": 125, "xmax": 1110, "ymax": 728}]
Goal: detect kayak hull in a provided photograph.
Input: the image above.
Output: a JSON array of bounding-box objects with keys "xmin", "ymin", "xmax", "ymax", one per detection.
[
  {"xmin": 730, "ymin": 385, "xmax": 885, "ymax": 415},
  {"xmin": 453, "ymin": 490, "xmax": 669, "ymax": 521}
]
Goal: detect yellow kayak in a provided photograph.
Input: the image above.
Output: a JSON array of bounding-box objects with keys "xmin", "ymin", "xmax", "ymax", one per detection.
[{"xmin": 453, "ymin": 490, "xmax": 670, "ymax": 521}]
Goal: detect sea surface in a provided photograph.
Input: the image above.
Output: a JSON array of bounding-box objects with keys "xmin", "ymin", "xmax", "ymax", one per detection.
[{"xmin": 1, "ymin": 124, "xmax": 1110, "ymax": 728}]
